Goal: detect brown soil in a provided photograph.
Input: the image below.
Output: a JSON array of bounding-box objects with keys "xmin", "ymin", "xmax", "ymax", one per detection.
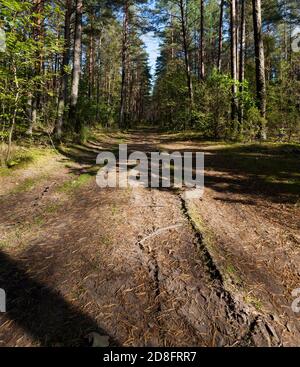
[{"xmin": 0, "ymin": 132, "xmax": 299, "ymax": 346}]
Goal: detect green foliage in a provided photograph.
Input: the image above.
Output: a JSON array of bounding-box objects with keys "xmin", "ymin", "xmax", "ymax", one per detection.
[
  {"xmin": 0, "ymin": 0, "xmax": 299, "ymax": 147},
  {"xmin": 267, "ymin": 59, "xmax": 300, "ymax": 141},
  {"xmin": 0, "ymin": 0, "xmax": 64, "ymax": 164},
  {"xmin": 57, "ymin": 173, "xmax": 92, "ymax": 194},
  {"xmin": 152, "ymin": 0, "xmax": 300, "ymax": 142},
  {"xmin": 79, "ymin": 125, "xmax": 89, "ymax": 144},
  {"xmin": 244, "ymin": 106, "xmax": 267, "ymax": 140}
]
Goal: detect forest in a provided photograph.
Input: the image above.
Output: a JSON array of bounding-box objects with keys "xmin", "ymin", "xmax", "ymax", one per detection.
[
  {"xmin": 0, "ymin": 0, "xmax": 299, "ymax": 155},
  {"xmin": 0, "ymin": 0, "xmax": 300, "ymax": 349}
]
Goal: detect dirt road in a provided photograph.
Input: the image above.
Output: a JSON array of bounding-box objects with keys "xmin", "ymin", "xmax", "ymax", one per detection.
[{"xmin": 0, "ymin": 132, "xmax": 299, "ymax": 346}]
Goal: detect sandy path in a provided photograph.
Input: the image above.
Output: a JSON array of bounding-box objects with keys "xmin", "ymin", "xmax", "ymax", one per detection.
[{"xmin": 0, "ymin": 132, "xmax": 299, "ymax": 346}]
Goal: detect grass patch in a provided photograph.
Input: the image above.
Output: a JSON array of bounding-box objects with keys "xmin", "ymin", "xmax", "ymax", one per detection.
[
  {"xmin": 188, "ymin": 203, "xmax": 268, "ymax": 313},
  {"xmin": 44, "ymin": 202, "xmax": 62, "ymax": 214},
  {"xmin": 10, "ymin": 175, "xmax": 48, "ymax": 194},
  {"xmin": 224, "ymin": 263, "xmax": 243, "ymax": 286},
  {"xmin": 12, "ymin": 178, "xmax": 36, "ymax": 193},
  {"xmin": 244, "ymin": 294, "xmax": 263, "ymax": 311},
  {"xmin": 100, "ymin": 235, "xmax": 111, "ymax": 246},
  {"xmin": 206, "ymin": 142, "xmax": 300, "ymax": 198},
  {"xmin": 111, "ymin": 204, "xmax": 118, "ymax": 216},
  {"xmin": 0, "ymin": 226, "xmax": 29, "ymax": 250},
  {"xmin": 0, "ymin": 147, "xmax": 56, "ymax": 176},
  {"xmin": 0, "ymin": 239, "xmax": 10, "ymax": 249},
  {"xmin": 188, "ymin": 204, "xmax": 216, "ymax": 253},
  {"xmin": 216, "ymin": 142, "xmax": 300, "ymax": 156},
  {"xmin": 188, "ymin": 203, "xmax": 245, "ymax": 287},
  {"xmin": 33, "ymin": 216, "xmax": 45, "ymax": 226},
  {"xmin": 226, "ymin": 264, "xmax": 237, "ymax": 276},
  {"xmin": 57, "ymin": 173, "xmax": 93, "ymax": 194},
  {"xmin": 161, "ymin": 131, "xmax": 206, "ymax": 142}
]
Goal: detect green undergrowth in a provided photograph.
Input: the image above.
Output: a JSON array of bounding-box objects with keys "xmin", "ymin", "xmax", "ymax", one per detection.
[
  {"xmin": 57, "ymin": 173, "xmax": 93, "ymax": 194},
  {"xmin": 0, "ymin": 146, "xmax": 56, "ymax": 176}
]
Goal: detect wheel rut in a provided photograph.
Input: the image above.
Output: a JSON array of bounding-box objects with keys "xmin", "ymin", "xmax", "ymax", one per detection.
[
  {"xmin": 126, "ymin": 133, "xmax": 284, "ymax": 346},
  {"xmin": 0, "ymin": 131, "xmax": 296, "ymax": 346}
]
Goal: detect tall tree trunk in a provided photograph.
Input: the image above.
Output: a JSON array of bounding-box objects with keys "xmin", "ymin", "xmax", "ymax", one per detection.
[
  {"xmin": 6, "ymin": 65, "xmax": 19, "ymax": 163},
  {"xmin": 236, "ymin": 0, "xmax": 240, "ymax": 78},
  {"xmin": 238, "ymin": 0, "xmax": 246, "ymax": 125},
  {"xmin": 96, "ymin": 37, "xmax": 102, "ymax": 122},
  {"xmin": 171, "ymin": 14, "xmax": 175, "ymax": 60},
  {"xmin": 119, "ymin": 0, "xmax": 129, "ymax": 129},
  {"xmin": 55, "ymin": 0, "xmax": 71, "ymax": 139},
  {"xmin": 179, "ymin": 0, "xmax": 194, "ymax": 122},
  {"xmin": 88, "ymin": 10, "xmax": 95, "ymax": 100},
  {"xmin": 217, "ymin": 0, "xmax": 224, "ymax": 72},
  {"xmin": 252, "ymin": 0, "xmax": 267, "ymax": 138},
  {"xmin": 69, "ymin": 0, "xmax": 83, "ymax": 133},
  {"xmin": 230, "ymin": 0, "xmax": 238, "ymax": 123},
  {"xmin": 199, "ymin": 0, "xmax": 205, "ymax": 80},
  {"xmin": 27, "ymin": 0, "xmax": 44, "ymax": 135}
]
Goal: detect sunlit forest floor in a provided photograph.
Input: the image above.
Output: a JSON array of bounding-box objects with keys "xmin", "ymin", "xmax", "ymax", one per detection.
[{"xmin": 0, "ymin": 130, "xmax": 300, "ymax": 346}]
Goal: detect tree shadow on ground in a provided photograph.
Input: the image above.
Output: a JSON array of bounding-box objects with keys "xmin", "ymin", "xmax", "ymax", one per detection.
[
  {"xmin": 56, "ymin": 140, "xmax": 121, "ymax": 166},
  {"xmin": 56, "ymin": 134, "xmax": 300, "ymax": 204},
  {"xmin": 169, "ymin": 145, "xmax": 300, "ymax": 205},
  {"xmin": 0, "ymin": 251, "xmax": 116, "ymax": 346}
]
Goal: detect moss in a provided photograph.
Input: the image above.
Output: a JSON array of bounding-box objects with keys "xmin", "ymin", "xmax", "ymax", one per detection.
[
  {"xmin": 0, "ymin": 167, "xmax": 11, "ymax": 177},
  {"xmin": 0, "ymin": 147, "xmax": 56, "ymax": 176},
  {"xmin": 100, "ymin": 235, "xmax": 111, "ymax": 246},
  {"xmin": 11, "ymin": 176, "xmax": 47, "ymax": 194},
  {"xmin": 33, "ymin": 216, "xmax": 45, "ymax": 226},
  {"xmin": 244, "ymin": 294, "xmax": 263, "ymax": 311},
  {"xmin": 188, "ymin": 204, "xmax": 216, "ymax": 253},
  {"xmin": 57, "ymin": 173, "xmax": 93, "ymax": 194},
  {"xmin": 111, "ymin": 204, "xmax": 118, "ymax": 216},
  {"xmin": 188, "ymin": 204, "xmax": 244, "ymax": 287},
  {"xmin": 44, "ymin": 202, "xmax": 61, "ymax": 214},
  {"xmin": 226, "ymin": 264, "xmax": 237, "ymax": 275},
  {"xmin": 0, "ymin": 239, "xmax": 10, "ymax": 249}
]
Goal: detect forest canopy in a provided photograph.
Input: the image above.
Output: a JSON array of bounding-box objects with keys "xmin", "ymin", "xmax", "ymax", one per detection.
[{"xmin": 0, "ymin": 0, "xmax": 300, "ymax": 166}]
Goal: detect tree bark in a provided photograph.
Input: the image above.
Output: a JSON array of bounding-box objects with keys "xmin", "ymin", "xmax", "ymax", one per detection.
[
  {"xmin": 238, "ymin": 0, "xmax": 246, "ymax": 125},
  {"xmin": 69, "ymin": 0, "xmax": 83, "ymax": 132},
  {"xmin": 27, "ymin": 0, "xmax": 44, "ymax": 135},
  {"xmin": 6, "ymin": 65, "xmax": 19, "ymax": 163},
  {"xmin": 236, "ymin": 0, "xmax": 240, "ymax": 79},
  {"xmin": 179, "ymin": 0, "xmax": 194, "ymax": 119},
  {"xmin": 171, "ymin": 14, "xmax": 175, "ymax": 60},
  {"xmin": 88, "ymin": 10, "xmax": 95, "ymax": 100},
  {"xmin": 230, "ymin": 0, "xmax": 238, "ymax": 122},
  {"xmin": 119, "ymin": 0, "xmax": 130, "ymax": 129},
  {"xmin": 55, "ymin": 0, "xmax": 71, "ymax": 139},
  {"xmin": 96, "ymin": 37, "xmax": 102, "ymax": 121},
  {"xmin": 199, "ymin": 0, "xmax": 205, "ymax": 80},
  {"xmin": 252, "ymin": 0, "xmax": 267, "ymax": 136},
  {"xmin": 217, "ymin": 0, "xmax": 224, "ymax": 72}
]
